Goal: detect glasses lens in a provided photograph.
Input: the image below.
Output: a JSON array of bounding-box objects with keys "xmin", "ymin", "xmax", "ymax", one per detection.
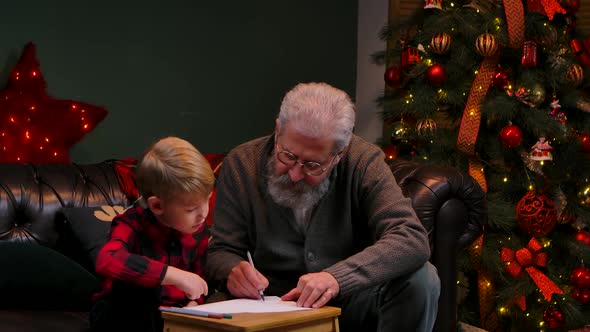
[
  {"xmin": 277, "ymin": 151, "xmax": 297, "ymax": 165},
  {"xmin": 302, "ymin": 162, "xmax": 323, "ymax": 176}
]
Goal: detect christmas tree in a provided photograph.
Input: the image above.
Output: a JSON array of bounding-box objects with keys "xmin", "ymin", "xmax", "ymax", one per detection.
[{"xmin": 374, "ymin": 0, "xmax": 590, "ymax": 330}]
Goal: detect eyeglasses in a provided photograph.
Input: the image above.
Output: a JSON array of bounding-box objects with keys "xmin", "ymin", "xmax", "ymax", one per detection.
[{"xmin": 275, "ymin": 144, "xmax": 339, "ymax": 176}]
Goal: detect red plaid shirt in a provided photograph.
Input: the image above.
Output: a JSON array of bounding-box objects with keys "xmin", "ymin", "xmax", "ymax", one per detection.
[{"xmin": 94, "ymin": 205, "xmax": 209, "ymax": 307}]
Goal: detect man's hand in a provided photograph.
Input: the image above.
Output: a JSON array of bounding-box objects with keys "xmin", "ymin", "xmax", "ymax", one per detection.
[
  {"xmin": 281, "ymin": 272, "xmax": 339, "ymax": 308},
  {"xmin": 163, "ymin": 266, "xmax": 208, "ymax": 301},
  {"xmin": 227, "ymin": 261, "xmax": 269, "ymax": 299}
]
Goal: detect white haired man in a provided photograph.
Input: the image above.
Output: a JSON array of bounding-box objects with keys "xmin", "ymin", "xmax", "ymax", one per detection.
[{"xmin": 207, "ymin": 82, "xmax": 440, "ymax": 331}]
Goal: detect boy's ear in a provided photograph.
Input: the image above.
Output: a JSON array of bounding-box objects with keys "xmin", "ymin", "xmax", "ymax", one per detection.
[{"xmin": 147, "ymin": 196, "xmax": 164, "ymax": 216}]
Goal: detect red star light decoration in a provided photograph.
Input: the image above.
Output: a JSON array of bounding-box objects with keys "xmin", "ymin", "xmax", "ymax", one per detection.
[{"xmin": 0, "ymin": 42, "xmax": 107, "ymax": 163}]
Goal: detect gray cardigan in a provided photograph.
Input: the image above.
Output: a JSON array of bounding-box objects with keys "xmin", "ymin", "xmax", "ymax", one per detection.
[{"xmin": 207, "ymin": 134, "xmax": 431, "ymax": 297}]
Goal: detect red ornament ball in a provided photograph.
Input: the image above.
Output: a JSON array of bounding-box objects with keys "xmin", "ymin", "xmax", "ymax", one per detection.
[
  {"xmin": 384, "ymin": 66, "xmax": 403, "ymax": 88},
  {"xmin": 570, "ymin": 287, "xmax": 590, "ymax": 304},
  {"xmin": 579, "ymin": 133, "xmax": 590, "ymax": 153},
  {"xmin": 499, "ymin": 124, "xmax": 523, "ymax": 148},
  {"xmin": 515, "ymin": 191, "xmax": 557, "ymax": 237},
  {"xmin": 543, "ymin": 305, "xmax": 565, "ymax": 329},
  {"xmin": 575, "ymin": 230, "xmax": 590, "ymax": 246},
  {"xmin": 426, "ymin": 64, "xmax": 448, "ymax": 86},
  {"xmin": 570, "ymin": 266, "xmax": 590, "ymax": 289}
]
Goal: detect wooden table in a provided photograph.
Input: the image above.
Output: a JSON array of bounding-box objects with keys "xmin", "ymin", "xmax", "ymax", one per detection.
[{"xmin": 161, "ymin": 306, "xmax": 341, "ymax": 332}]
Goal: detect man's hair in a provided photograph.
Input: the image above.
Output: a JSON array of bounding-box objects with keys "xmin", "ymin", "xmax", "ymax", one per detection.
[
  {"xmin": 277, "ymin": 82, "xmax": 356, "ymax": 153},
  {"xmin": 136, "ymin": 136, "xmax": 215, "ymax": 200}
]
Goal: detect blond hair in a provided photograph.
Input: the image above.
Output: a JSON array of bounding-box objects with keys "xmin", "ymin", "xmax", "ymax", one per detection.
[{"xmin": 136, "ymin": 137, "xmax": 215, "ymax": 200}]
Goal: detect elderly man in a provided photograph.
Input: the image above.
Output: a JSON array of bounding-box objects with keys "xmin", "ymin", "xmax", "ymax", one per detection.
[{"xmin": 207, "ymin": 82, "xmax": 440, "ymax": 331}]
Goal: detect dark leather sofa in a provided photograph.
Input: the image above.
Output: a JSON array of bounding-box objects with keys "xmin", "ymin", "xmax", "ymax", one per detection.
[{"xmin": 0, "ymin": 159, "xmax": 486, "ymax": 332}]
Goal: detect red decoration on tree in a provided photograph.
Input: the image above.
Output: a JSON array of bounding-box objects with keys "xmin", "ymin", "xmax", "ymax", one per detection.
[
  {"xmin": 384, "ymin": 66, "xmax": 403, "ymax": 88},
  {"xmin": 499, "ymin": 124, "xmax": 523, "ymax": 148},
  {"xmin": 0, "ymin": 43, "xmax": 107, "ymax": 163},
  {"xmin": 426, "ymin": 64, "xmax": 448, "ymax": 86},
  {"xmin": 521, "ymin": 40, "xmax": 538, "ymax": 67},
  {"xmin": 424, "ymin": 0, "xmax": 442, "ymax": 9},
  {"xmin": 571, "ymin": 267, "xmax": 590, "ymax": 289},
  {"xmin": 570, "ymin": 287, "xmax": 590, "ymax": 304},
  {"xmin": 401, "ymin": 47, "xmax": 421, "ymax": 68},
  {"xmin": 527, "ymin": 0, "xmax": 566, "ymax": 20},
  {"xmin": 500, "ymin": 238, "xmax": 564, "ymax": 310},
  {"xmin": 475, "ymin": 33, "xmax": 498, "ymax": 57},
  {"xmin": 430, "ymin": 33, "xmax": 452, "ymax": 54},
  {"xmin": 579, "ymin": 133, "xmax": 590, "ymax": 153},
  {"xmin": 575, "ymin": 230, "xmax": 590, "ymax": 246},
  {"xmin": 515, "ymin": 191, "xmax": 558, "ymax": 237},
  {"xmin": 543, "ymin": 305, "xmax": 565, "ymax": 328}
]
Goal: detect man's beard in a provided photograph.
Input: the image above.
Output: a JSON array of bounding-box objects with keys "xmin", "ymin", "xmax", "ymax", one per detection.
[{"xmin": 266, "ymin": 158, "xmax": 330, "ymax": 210}]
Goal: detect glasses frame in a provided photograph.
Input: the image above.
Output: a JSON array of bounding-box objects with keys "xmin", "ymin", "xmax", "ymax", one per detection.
[{"xmin": 275, "ymin": 143, "xmax": 340, "ymax": 176}]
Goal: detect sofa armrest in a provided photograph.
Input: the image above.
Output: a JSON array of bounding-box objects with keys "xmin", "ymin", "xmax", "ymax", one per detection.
[
  {"xmin": 389, "ymin": 160, "xmax": 487, "ymax": 249},
  {"xmin": 389, "ymin": 159, "xmax": 487, "ymax": 332}
]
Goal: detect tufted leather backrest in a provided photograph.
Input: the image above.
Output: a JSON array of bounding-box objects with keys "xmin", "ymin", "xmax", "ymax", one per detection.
[{"xmin": 0, "ymin": 161, "xmax": 128, "ymax": 249}]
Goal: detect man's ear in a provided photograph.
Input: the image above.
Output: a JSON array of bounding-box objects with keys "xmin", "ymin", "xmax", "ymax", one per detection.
[
  {"xmin": 274, "ymin": 119, "xmax": 280, "ymax": 135},
  {"xmin": 147, "ymin": 196, "xmax": 164, "ymax": 216}
]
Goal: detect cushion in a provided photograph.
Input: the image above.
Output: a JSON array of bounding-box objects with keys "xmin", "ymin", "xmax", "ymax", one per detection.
[
  {"xmin": 61, "ymin": 205, "xmax": 126, "ymax": 271},
  {"xmin": 0, "ymin": 242, "xmax": 98, "ymax": 310}
]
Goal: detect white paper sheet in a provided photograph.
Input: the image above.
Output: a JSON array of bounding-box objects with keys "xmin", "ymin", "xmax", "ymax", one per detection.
[{"xmin": 184, "ymin": 296, "xmax": 312, "ymax": 314}]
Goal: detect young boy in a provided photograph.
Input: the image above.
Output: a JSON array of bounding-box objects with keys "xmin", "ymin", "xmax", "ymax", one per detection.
[{"xmin": 90, "ymin": 136, "xmax": 215, "ymax": 332}]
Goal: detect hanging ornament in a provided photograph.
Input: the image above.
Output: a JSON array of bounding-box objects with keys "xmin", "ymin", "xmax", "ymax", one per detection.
[
  {"xmin": 570, "ymin": 287, "xmax": 590, "ymax": 304},
  {"xmin": 499, "ymin": 124, "xmax": 523, "ymax": 148},
  {"xmin": 426, "ymin": 64, "xmax": 448, "ymax": 86},
  {"xmin": 516, "ymin": 191, "xmax": 558, "ymax": 237},
  {"xmin": 384, "ymin": 66, "xmax": 403, "ymax": 88},
  {"xmin": 559, "ymin": 0, "xmax": 580, "ymax": 14},
  {"xmin": 430, "ymin": 33, "xmax": 452, "ymax": 54},
  {"xmin": 569, "ymin": 38, "xmax": 590, "ymax": 67},
  {"xmin": 521, "ymin": 40, "xmax": 538, "ymax": 67},
  {"xmin": 521, "ymin": 150, "xmax": 544, "ymax": 174},
  {"xmin": 530, "ymin": 137, "xmax": 553, "ymax": 161},
  {"xmin": 389, "ymin": 120, "xmax": 411, "ymax": 145},
  {"xmin": 424, "ymin": 0, "xmax": 442, "ymax": 9},
  {"xmin": 401, "ymin": 47, "xmax": 421, "ymax": 68},
  {"xmin": 416, "ymin": 118, "xmax": 437, "ymax": 136},
  {"xmin": 543, "ymin": 305, "xmax": 565, "ymax": 328},
  {"xmin": 549, "ymin": 98, "xmax": 567, "ymax": 123},
  {"xmin": 475, "ymin": 33, "xmax": 498, "ymax": 57},
  {"xmin": 575, "ymin": 230, "xmax": 590, "ymax": 246},
  {"xmin": 527, "ymin": 83, "xmax": 546, "ymax": 106},
  {"xmin": 491, "ymin": 67, "xmax": 510, "ymax": 89},
  {"xmin": 565, "ymin": 63, "xmax": 584, "ymax": 86},
  {"xmin": 570, "ymin": 267, "xmax": 590, "ymax": 289}
]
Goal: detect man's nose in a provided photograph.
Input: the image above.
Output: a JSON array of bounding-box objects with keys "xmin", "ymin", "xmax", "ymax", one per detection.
[{"xmin": 288, "ymin": 163, "xmax": 305, "ymax": 182}]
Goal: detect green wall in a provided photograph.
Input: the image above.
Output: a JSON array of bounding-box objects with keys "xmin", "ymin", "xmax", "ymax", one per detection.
[{"xmin": 0, "ymin": 0, "xmax": 358, "ymax": 163}]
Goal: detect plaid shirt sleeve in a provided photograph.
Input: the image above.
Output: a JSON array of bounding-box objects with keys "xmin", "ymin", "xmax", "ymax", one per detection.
[{"xmin": 95, "ymin": 210, "xmax": 167, "ymax": 288}]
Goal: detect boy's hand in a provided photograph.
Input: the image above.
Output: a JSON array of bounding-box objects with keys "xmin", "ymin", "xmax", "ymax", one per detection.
[
  {"xmin": 281, "ymin": 272, "xmax": 339, "ymax": 308},
  {"xmin": 163, "ymin": 266, "xmax": 208, "ymax": 301},
  {"xmin": 227, "ymin": 261, "xmax": 268, "ymax": 299}
]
